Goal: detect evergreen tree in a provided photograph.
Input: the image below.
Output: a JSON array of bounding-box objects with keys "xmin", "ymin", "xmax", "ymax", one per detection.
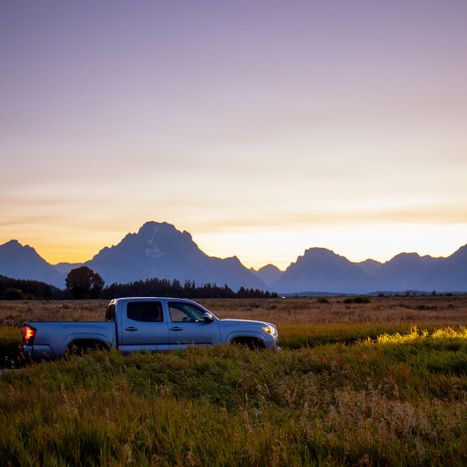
[{"xmin": 66, "ymin": 267, "xmax": 105, "ymax": 299}]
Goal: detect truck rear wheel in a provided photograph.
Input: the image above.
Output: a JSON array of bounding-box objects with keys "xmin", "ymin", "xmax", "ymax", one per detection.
[{"xmin": 66, "ymin": 340, "xmax": 108, "ymax": 357}]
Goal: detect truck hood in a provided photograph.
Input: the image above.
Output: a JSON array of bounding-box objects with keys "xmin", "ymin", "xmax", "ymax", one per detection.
[{"xmin": 219, "ymin": 318, "xmax": 274, "ymax": 327}]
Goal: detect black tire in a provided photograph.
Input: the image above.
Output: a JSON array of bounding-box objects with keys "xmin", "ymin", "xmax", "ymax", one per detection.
[
  {"xmin": 66, "ymin": 340, "xmax": 108, "ymax": 357},
  {"xmin": 231, "ymin": 337, "xmax": 265, "ymax": 350}
]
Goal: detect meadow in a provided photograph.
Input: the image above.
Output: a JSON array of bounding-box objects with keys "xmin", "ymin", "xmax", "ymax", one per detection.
[{"xmin": 0, "ymin": 297, "xmax": 466, "ymax": 465}]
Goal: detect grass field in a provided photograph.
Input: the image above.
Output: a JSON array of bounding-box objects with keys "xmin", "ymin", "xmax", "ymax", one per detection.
[{"xmin": 0, "ymin": 297, "xmax": 466, "ymax": 465}]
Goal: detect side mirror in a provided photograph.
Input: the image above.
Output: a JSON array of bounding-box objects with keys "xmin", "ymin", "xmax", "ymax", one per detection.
[{"xmin": 203, "ymin": 312, "xmax": 214, "ymax": 323}]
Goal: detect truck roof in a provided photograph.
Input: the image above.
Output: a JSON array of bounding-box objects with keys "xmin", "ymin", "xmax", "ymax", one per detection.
[{"xmin": 111, "ymin": 297, "xmax": 198, "ymax": 302}]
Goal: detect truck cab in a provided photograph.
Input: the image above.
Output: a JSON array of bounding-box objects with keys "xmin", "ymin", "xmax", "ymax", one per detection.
[{"xmin": 113, "ymin": 298, "xmax": 222, "ymax": 352}]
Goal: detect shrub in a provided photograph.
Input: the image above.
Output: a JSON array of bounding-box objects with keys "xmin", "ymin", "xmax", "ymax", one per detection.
[
  {"xmin": 343, "ymin": 296, "xmax": 371, "ymax": 304},
  {"xmin": 1, "ymin": 288, "xmax": 26, "ymax": 300},
  {"xmin": 316, "ymin": 297, "xmax": 329, "ymax": 304}
]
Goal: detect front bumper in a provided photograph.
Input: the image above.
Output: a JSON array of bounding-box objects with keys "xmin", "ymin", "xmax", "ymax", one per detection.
[{"xmin": 263, "ymin": 334, "xmax": 279, "ymax": 349}]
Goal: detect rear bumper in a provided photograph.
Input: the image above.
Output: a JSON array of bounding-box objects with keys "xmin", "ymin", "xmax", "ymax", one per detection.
[{"xmin": 21, "ymin": 344, "xmax": 54, "ymax": 360}]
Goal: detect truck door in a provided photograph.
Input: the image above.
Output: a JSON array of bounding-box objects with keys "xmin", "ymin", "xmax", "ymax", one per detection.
[
  {"xmin": 167, "ymin": 301, "xmax": 221, "ymax": 347},
  {"xmin": 119, "ymin": 300, "xmax": 170, "ymax": 352}
]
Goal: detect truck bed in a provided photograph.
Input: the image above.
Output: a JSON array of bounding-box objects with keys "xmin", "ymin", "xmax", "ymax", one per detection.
[{"xmin": 23, "ymin": 321, "xmax": 116, "ymax": 359}]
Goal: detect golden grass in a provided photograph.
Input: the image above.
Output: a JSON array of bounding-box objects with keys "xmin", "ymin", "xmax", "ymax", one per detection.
[
  {"xmin": 0, "ymin": 295, "xmax": 466, "ymax": 327},
  {"xmin": 1, "ymin": 297, "xmax": 465, "ymax": 353},
  {"xmin": 0, "ymin": 298, "xmax": 465, "ymax": 464}
]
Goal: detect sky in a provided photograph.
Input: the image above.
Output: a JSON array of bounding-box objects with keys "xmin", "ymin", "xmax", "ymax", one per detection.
[{"xmin": 1, "ymin": 0, "xmax": 467, "ymax": 269}]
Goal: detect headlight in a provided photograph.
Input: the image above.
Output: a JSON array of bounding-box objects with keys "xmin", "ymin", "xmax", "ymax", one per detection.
[{"xmin": 262, "ymin": 325, "xmax": 276, "ymax": 336}]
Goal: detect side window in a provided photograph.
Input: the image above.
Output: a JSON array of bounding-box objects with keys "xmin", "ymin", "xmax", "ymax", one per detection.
[
  {"xmin": 127, "ymin": 302, "xmax": 163, "ymax": 322},
  {"xmin": 169, "ymin": 302, "xmax": 205, "ymax": 322}
]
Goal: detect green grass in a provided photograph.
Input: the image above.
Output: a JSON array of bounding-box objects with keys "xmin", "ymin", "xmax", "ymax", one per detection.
[
  {"xmin": 0, "ymin": 327, "xmax": 21, "ymax": 360},
  {"xmin": 1, "ymin": 328, "xmax": 466, "ymax": 466}
]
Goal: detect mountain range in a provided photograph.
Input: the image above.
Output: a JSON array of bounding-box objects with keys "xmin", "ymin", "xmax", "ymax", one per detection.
[{"xmin": 0, "ymin": 221, "xmax": 466, "ymax": 293}]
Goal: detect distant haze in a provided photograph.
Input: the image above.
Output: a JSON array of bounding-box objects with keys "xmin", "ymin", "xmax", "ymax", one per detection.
[{"xmin": 1, "ymin": 1, "xmax": 467, "ymax": 268}]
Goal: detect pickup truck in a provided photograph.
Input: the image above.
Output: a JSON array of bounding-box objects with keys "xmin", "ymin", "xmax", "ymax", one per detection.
[{"xmin": 22, "ymin": 297, "xmax": 279, "ymax": 359}]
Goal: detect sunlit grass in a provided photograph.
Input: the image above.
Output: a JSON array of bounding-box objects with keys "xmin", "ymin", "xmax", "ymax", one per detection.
[
  {"xmin": 277, "ymin": 322, "xmax": 457, "ymax": 348},
  {"xmin": 372, "ymin": 325, "xmax": 467, "ymax": 345}
]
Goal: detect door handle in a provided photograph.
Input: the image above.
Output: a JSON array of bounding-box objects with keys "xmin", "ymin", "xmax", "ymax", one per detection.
[
  {"xmin": 170, "ymin": 326, "xmax": 183, "ymax": 331},
  {"xmin": 125, "ymin": 326, "xmax": 138, "ymax": 332}
]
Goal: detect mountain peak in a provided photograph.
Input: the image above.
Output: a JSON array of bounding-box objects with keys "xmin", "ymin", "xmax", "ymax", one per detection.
[
  {"xmin": 386, "ymin": 252, "xmax": 422, "ymax": 265},
  {"xmin": 4, "ymin": 239, "xmax": 21, "ymax": 246},
  {"xmin": 0, "ymin": 240, "xmax": 63, "ymax": 287},
  {"xmin": 224, "ymin": 256, "xmax": 242, "ymax": 264},
  {"xmin": 138, "ymin": 221, "xmax": 193, "ymax": 243},
  {"xmin": 0, "ymin": 239, "xmax": 39, "ymax": 256},
  {"xmin": 357, "ymin": 258, "xmax": 383, "ymax": 275},
  {"xmin": 251, "ymin": 264, "xmax": 283, "ymax": 289},
  {"xmin": 256, "ymin": 264, "xmax": 283, "ymax": 273},
  {"xmin": 449, "ymin": 244, "xmax": 467, "ymax": 261},
  {"xmin": 303, "ymin": 247, "xmax": 336, "ymax": 256},
  {"xmin": 299, "ymin": 247, "xmax": 350, "ymax": 265},
  {"xmin": 276, "ymin": 246, "xmax": 374, "ymax": 293},
  {"xmin": 2, "ymin": 239, "xmax": 25, "ymax": 250},
  {"xmin": 91, "ymin": 221, "xmax": 198, "ymax": 262},
  {"xmin": 359, "ymin": 258, "xmax": 381, "ymax": 265},
  {"xmin": 85, "ymin": 222, "xmax": 265, "ymax": 290},
  {"xmin": 139, "ymin": 221, "xmax": 176, "ymax": 234}
]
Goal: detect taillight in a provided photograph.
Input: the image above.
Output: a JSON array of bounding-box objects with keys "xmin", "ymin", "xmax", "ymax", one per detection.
[{"xmin": 23, "ymin": 325, "xmax": 36, "ymax": 344}]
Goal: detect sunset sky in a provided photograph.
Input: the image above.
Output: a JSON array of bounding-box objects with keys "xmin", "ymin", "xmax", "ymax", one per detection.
[{"xmin": 1, "ymin": 1, "xmax": 467, "ymax": 269}]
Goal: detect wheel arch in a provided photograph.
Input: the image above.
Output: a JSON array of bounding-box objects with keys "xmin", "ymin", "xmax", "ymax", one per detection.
[
  {"xmin": 64, "ymin": 335, "xmax": 111, "ymax": 353},
  {"xmin": 228, "ymin": 332, "xmax": 266, "ymax": 348}
]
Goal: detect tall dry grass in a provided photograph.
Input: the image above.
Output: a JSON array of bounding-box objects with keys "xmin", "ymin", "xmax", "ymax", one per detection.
[
  {"xmin": 1, "ymin": 297, "xmax": 465, "ymax": 355},
  {"xmin": 1, "ymin": 330, "xmax": 466, "ymax": 465},
  {"xmin": 0, "ymin": 298, "xmax": 465, "ymax": 464},
  {"xmin": 0, "ymin": 296, "xmax": 466, "ymax": 327}
]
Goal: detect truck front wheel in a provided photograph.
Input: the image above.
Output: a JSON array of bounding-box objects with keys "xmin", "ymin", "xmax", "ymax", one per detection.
[{"xmin": 230, "ymin": 337, "xmax": 265, "ymax": 349}]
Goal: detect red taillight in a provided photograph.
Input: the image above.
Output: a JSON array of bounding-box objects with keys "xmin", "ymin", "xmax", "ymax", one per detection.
[{"xmin": 23, "ymin": 325, "xmax": 36, "ymax": 344}]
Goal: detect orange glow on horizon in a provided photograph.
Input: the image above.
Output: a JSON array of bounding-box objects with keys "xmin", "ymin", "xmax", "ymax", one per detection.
[{"xmin": 3, "ymin": 222, "xmax": 467, "ymax": 271}]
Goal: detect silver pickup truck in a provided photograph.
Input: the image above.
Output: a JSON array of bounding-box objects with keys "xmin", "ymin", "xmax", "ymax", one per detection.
[{"xmin": 22, "ymin": 297, "xmax": 279, "ymax": 359}]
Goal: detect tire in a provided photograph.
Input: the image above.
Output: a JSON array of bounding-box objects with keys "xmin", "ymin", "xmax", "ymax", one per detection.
[
  {"xmin": 66, "ymin": 340, "xmax": 108, "ymax": 357},
  {"xmin": 231, "ymin": 337, "xmax": 265, "ymax": 350}
]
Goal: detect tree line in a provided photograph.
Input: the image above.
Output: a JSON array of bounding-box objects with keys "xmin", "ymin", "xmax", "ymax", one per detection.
[
  {"xmin": 102, "ymin": 278, "xmax": 277, "ymax": 299},
  {"xmin": 0, "ymin": 275, "xmax": 60, "ymax": 300},
  {"xmin": 0, "ymin": 267, "xmax": 277, "ymax": 300}
]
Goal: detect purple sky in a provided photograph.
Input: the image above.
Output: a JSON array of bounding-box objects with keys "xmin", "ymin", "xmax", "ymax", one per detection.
[{"xmin": 1, "ymin": 1, "xmax": 467, "ymax": 267}]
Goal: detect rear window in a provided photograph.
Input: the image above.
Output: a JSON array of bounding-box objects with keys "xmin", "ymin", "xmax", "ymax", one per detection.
[
  {"xmin": 105, "ymin": 304, "xmax": 116, "ymax": 321},
  {"xmin": 127, "ymin": 301, "xmax": 163, "ymax": 322}
]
